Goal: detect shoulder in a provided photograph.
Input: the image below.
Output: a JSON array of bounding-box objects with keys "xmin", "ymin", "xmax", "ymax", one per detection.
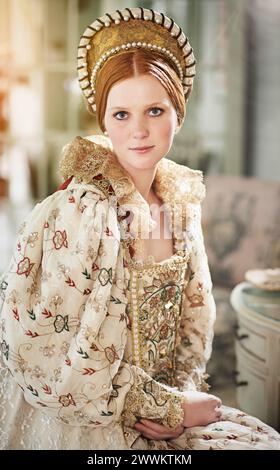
[
  {"xmin": 58, "ymin": 135, "xmax": 133, "ymax": 201},
  {"xmin": 58, "ymin": 135, "xmax": 113, "ymax": 185},
  {"xmin": 25, "ymin": 180, "xmax": 112, "ymax": 236},
  {"xmin": 155, "ymin": 158, "xmax": 206, "ymax": 205}
]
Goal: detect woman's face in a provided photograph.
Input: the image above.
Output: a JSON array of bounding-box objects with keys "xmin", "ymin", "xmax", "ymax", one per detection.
[{"xmin": 103, "ymin": 74, "xmax": 178, "ymax": 173}]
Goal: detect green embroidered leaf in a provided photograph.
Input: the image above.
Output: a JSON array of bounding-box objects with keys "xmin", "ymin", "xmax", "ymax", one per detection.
[
  {"xmin": 82, "ymin": 268, "xmax": 91, "ymax": 280},
  {"xmin": 27, "ymin": 309, "xmax": 36, "ymax": 320},
  {"xmin": 161, "ymin": 289, "xmax": 168, "ymax": 301},
  {"xmin": 101, "ymin": 411, "xmax": 113, "ymax": 416},
  {"xmin": 112, "ymin": 384, "xmax": 121, "ymax": 390},
  {"xmin": 77, "ymin": 347, "xmax": 89, "ymax": 359},
  {"xmin": 110, "ymin": 296, "xmax": 121, "ymax": 305},
  {"xmin": 27, "ymin": 384, "xmax": 39, "ymax": 397}
]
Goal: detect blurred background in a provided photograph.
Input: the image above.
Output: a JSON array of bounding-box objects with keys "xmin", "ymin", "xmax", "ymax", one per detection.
[{"xmin": 0, "ymin": 0, "xmax": 280, "ymax": 428}]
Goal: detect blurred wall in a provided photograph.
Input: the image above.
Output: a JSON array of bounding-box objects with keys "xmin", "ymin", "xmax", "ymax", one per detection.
[{"xmin": 246, "ymin": 0, "xmax": 280, "ymax": 181}]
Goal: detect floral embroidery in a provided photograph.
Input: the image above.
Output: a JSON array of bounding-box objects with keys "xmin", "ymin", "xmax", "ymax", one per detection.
[
  {"xmin": 16, "ymin": 257, "xmax": 35, "ymax": 277},
  {"xmin": 187, "ymin": 282, "xmax": 205, "ymax": 308},
  {"xmin": 0, "ymin": 134, "xmax": 213, "ymax": 430},
  {"xmin": 50, "ymin": 367, "xmax": 62, "ymax": 383},
  {"xmin": 50, "ymin": 295, "xmax": 63, "ymax": 308},
  {"xmin": 105, "ymin": 345, "xmax": 120, "ymax": 364},
  {"xmin": 188, "ymin": 292, "xmax": 204, "ymax": 308},
  {"xmin": 27, "ymin": 232, "xmax": 39, "ymax": 247},
  {"xmin": 58, "ymin": 393, "xmax": 76, "ymax": 407},
  {"xmin": 54, "ymin": 314, "xmax": 69, "ymax": 333},
  {"xmin": 53, "ymin": 230, "xmax": 68, "ymax": 250},
  {"xmin": 40, "ymin": 344, "xmax": 56, "ymax": 358},
  {"xmin": 1, "ymin": 135, "xmax": 280, "ymax": 449},
  {"xmin": 30, "ymin": 365, "xmax": 46, "ymax": 380},
  {"xmin": 121, "ymin": 367, "xmax": 185, "ymax": 431},
  {"xmin": 60, "ymin": 341, "xmax": 70, "ymax": 356},
  {"xmin": 98, "ymin": 267, "xmax": 112, "ymax": 286},
  {"xmin": 127, "ymin": 253, "xmax": 189, "ymax": 387}
]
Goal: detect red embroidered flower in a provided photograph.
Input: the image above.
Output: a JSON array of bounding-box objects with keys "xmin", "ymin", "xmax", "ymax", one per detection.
[
  {"xmin": 53, "ymin": 230, "xmax": 68, "ymax": 250},
  {"xmin": 17, "ymin": 257, "xmax": 35, "ymax": 277},
  {"xmin": 105, "ymin": 344, "xmax": 119, "ymax": 364}
]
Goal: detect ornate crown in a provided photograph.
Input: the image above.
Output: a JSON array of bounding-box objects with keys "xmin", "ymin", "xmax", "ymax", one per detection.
[{"xmin": 77, "ymin": 7, "xmax": 196, "ymax": 114}]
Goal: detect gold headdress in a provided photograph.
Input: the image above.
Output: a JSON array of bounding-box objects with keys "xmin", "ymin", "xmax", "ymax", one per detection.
[{"xmin": 77, "ymin": 6, "xmax": 196, "ymax": 114}]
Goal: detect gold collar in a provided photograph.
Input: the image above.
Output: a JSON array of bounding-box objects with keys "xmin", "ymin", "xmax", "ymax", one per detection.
[{"xmin": 58, "ymin": 134, "xmax": 205, "ymax": 254}]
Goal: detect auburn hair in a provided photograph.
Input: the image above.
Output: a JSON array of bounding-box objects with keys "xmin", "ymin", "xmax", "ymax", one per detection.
[{"xmin": 86, "ymin": 49, "xmax": 186, "ymax": 132}]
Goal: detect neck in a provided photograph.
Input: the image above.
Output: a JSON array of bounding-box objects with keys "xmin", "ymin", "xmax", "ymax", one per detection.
[{"xmin": 121, "ymin": 164, "xmax": 159, "ymax": 204}]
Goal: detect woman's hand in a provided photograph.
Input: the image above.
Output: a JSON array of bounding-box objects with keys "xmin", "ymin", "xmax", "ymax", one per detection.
[
  {"xmin": 133, "ymin": 391, "xmax": 222, "ymax": 440},
  {"xmin": 182, "ymin": 390, "xmax": 222, "ymax": 428},
  {"xmin": 134, "ymin": 419, "xmax": 184, "ymax": 441}
]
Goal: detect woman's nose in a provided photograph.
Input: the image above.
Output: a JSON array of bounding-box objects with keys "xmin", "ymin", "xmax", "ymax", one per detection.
[{"xmin": 131, "ymin": 117, "xmax": 149, "ymax": 137}]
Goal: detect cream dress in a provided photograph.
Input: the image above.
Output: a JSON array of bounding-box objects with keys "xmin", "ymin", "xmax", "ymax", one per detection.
[{"xmin": 0, "ymin": 135, "xmax": 279, "ymax": 450}]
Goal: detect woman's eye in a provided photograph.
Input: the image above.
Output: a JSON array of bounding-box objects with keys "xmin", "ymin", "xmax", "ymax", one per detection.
[
  {"xmin": 149, "ymin": 107, "xmax": 164, "ymax": 116},
  {"xmin": 114, "ymin": 111, "xmax": 127, "ymax": 120},
  {"xmin": 113, "ymin": 107, "xmax": 164, "ymax": 120}
]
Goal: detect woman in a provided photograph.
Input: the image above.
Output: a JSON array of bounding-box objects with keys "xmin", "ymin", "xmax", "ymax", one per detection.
[{"xmin": 0, "ymin": 7, "xmax": 279, "ymax": 450}]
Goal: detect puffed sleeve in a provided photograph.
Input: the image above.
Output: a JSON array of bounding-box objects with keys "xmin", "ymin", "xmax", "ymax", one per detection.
[
  {"xmin": 0, "ymin": 182, "xmax": 184, "ymax": 429},
  {"xmin": 174, "ymin": 202, "xmax": 216, "ymax": 392}
]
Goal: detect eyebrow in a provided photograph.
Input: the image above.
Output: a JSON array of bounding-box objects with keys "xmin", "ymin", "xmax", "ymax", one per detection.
[{"xmin": 108, "ymin": 102, "xmax": 165, "ymax": 110}]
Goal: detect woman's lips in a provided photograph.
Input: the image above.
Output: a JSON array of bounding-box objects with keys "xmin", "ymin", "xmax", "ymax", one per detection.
[{"xmin": 129, "ymin": 146, "xmax": 154, "ymax": 154}]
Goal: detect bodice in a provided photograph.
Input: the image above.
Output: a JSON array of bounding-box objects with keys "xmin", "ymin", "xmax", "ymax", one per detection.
[{"xmin": 124, "ymin": 250, "xmax": 190, "ymax": 387}]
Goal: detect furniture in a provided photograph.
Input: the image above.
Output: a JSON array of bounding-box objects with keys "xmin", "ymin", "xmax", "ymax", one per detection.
[
  {"xmin": 230, "ymin": 282, "xmax": 280, "ymax": 430},
  {"xmin": 202, "ymin": 175, "xmax": 280, "ymax": 400}
]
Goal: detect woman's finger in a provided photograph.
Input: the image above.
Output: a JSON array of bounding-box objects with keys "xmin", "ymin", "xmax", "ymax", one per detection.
[
  {"xmin": 141, "ymin": 432, "xmax": 164, "ymax": 441},
  {"xmin": 136, "ymin": 427, "xmax": 170, "ymax": 440},
  {"xmin": 140, "ymin": 430, "xmax": 174, "ymax": 441},
  {"xmin": 135, "ymin": 422, "xmax": 166, "ymax": 438},
  {"xmin": 134, "ymin": 422, "xmax": 183, "ymax": 440},
  {"xmin": 140, "ymin": 419, "xmax": 184, "ymax": 436},
  {"xmin": 139, "ymin": 419, "xmax": 170, "ymax": 433}
]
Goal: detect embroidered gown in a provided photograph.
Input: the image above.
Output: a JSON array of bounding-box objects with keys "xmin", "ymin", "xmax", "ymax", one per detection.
[{"xmin": 0, "ymin": 135, "xmax": 279, "ymax": 450}]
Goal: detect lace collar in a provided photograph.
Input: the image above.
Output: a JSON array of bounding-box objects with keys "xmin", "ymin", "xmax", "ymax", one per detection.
[{"xmin": 58, "ymin": 134, "xmax": 205, "ymax": 255}]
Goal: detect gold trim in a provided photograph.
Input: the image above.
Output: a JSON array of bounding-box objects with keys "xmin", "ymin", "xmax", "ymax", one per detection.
[{"xmin": 58, "ymin": 134, "xmax": 205, "ymax": 259}]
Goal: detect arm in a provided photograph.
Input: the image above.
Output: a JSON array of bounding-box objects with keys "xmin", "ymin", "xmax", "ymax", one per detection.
[
  {"xmin": 0, "ymin": 183, "xmax": 184, "ymax": 429},
  {"xmin": 174, "ymin": 203, "xmax": 216, "ymax": 392}
]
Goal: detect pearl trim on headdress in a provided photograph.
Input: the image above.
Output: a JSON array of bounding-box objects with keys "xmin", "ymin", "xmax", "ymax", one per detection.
[{"xmin": 77, "ymin": 7, "xmax": 196, "ymax": 113}]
